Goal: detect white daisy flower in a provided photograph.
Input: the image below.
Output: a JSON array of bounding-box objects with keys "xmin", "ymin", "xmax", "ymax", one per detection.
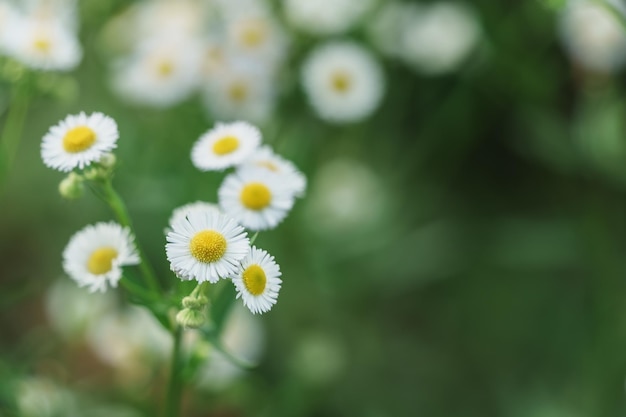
[
  {"xmin": 400, "ymin": 2, "xmax": 481, "ymax": 75},
  {"xmin": 6, "ymin": 13, "xmax": 82, "ymax": 71},
  {"xmin": 559, "ymin": 0, "xmax": 626, "ymax": 73},
  {"xmin": 202, "ymin": 62, "xmax": 277, "ymax": 125},
  {"xmin": 62, "ymin": 222, "xmax": 140, "ymax": 293},
  {"xmin": 166, "ymin": 210, "xmax": 250, "ymax": 283},
  {"xmin": 112, "ymin": 34, "xmax": 203, "ymax": 108},
  {"xmin": 225, "ymin": 11, "xmax": 288, "ymax": 68},
  {"xmin": 283, "ymin": 0, "xmax": 375, "ymax": 36},
  {"xmin": 302, "ymin": 41, "xmax": 385, "ymax": 124},
  {"xmin": 239, "ymin": 145, "xmax": 306, "ymax": 197},
  {"xmin": 232, "ymin": 246, "xmax": 282, "ymax": 314},
  {"xmin": 218, "ymin": 167, "xmax": 296, "ymax": 231},
  {"xmin": 41, "ymin": 111, "xmax": 119, "ymax": 172},
  {"xmin": 191, "ymin": 121, "xmax": 261, "ymax": 171},
  {"xmin": 168, "ymin": 201, "xmax": 222, "ymax": 228}
]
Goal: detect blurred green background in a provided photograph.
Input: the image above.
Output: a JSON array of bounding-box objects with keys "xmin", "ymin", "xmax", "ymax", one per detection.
[{"xmin": 2, "ymin": 0, "xmax": 626, "ymax": 416}]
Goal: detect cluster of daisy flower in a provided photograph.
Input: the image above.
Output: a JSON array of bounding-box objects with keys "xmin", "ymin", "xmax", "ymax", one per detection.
[
  {"xmin": 168, "ymin": 120, "xmax": 305, "ymax": 316},
  {"xmin": 40, "ymin": 111, "xmax": 305, "ymax": 319},
  {"xmin": 106, "ymin": 0, "xmax": 287, "ymax": 124},
  {"xmin": 0, "ymin": 0, "xmax": 82, "ymax": 71}
]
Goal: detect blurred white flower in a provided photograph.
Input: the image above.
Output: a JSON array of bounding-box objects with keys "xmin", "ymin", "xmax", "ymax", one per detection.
[
  {"xmin": 239, "ymin": 145, "xmax": 307, "ymax": 197},
  {"xmin": 202, "ymin": 61, "xmax": 277, "ymax": 124},
  {"xmin": 400, "ymin": 2, "xmax": 481, "ymax": 75},
  {"xmin": 191, "ymin": 121, "xmax": 262, "ymax": 171},
  {"xmin": 367, "ymin": 1, "xmax": 415, "ymax": 58},
  {"xmin": 133, "ymin": 0, "xmax": 212, "ymax": 38},
  {"xmin": 559, "ymin": 0, "xmax": 626, "ymax": 72},
  {"xmin": 87, "ymin": 306, "xmax": 172, "ymax": 381},
  {"xmin": 6, "ymin": 11, "xmax": 81, "ymax": 71},
  {"xmin": 62, "ymin": 222, "xmax": 140, "ymax": 293},
  {"xmin": 16, "ymin": 376, "xmax": 79, "ymax": 417},
  {"xmin": 283, "ymin": 0, "xmax": 376, "ymax": 36},
  {"xmin": 41, "ymin": 111, "xmax": 119, "ymax": 172},
  {"xmin": 166, "ymin": 209, "xmax": 250, "ymax": 282},
  {"xmin": 112, "ymin": 35, "xmax": 204, "ymax": 108},
  {"xmin": 44, "ymin": 278, "xmax": 116, "ymax": 340},
  {"xmin": 195, "ymin": 304, "xmax": 265, "ymax": 391},
  {"xmin": 232, "ymin": 246, "xmax": 282, "ymax": 314},
  {"xmin": 302, "ymin": 41, "xmax": 384, "ymax": 124},
  {"xmin": 307, "ymin": 159, "xmax": 387, "ymax": 233},
  {"xmin": 219, "ymin": 167, "xmax": 296, "ymax": 231}
]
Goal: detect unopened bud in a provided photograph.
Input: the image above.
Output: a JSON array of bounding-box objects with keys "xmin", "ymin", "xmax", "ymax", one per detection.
[
  {"xmin": 58, "ymin": 172, "xmax": 84, "ymax": 199},
  {"xmin": 98, "ymin": 153, "xmax": 116, "ymax": 169},
  {"xmin": 176, "ymin": 308, "xmax": 205, "ymax": 329},
  {"xmin": 182, "ymin": 294, "xmax": 208, "ymax": 309}
]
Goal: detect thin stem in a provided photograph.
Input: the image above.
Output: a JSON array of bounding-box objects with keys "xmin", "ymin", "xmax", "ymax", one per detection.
[
  {"xmin": 249, "ymin": 231, "xmax": 259, "ymax": 246},
  {"xmin": 164, "ymin": 326, "xmax": 184, "ymax": 417},
  {"xmin": 0, "ymin": 79, "xmax": 30, "ymax": 188},
  {"xmin": 101, "ymin": 179, "xmax": 161, "ymax": 293}
]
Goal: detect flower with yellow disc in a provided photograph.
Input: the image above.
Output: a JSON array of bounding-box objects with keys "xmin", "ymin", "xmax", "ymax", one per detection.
[
  {"xmin": 41, "ymin": 112, "xmax": 119, "ymax": 172},
  {"xmin": 191, "ymin": 121, "xmax": 261, "ymax": 171},
  {"xmin": 62, "ymin": 222, "xmax": 140, "ymax": 293},
  {"xmin": 232, "ymin": 246, "xmax": 282, "ymax": 314}
]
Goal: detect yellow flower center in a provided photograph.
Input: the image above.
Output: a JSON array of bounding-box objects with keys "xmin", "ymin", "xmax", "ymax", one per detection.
[
  {"xmin": 331, "ymin": 71, "xmax": 352, "ymax": 93},
  {"xmin": 240, "ymin": 182, "xmax": 272, "ymax": 210},
  {"xmin": 87, "ymin": 247, "xmax": 118, "ymax": 275},
  {"xmin": 156, "ymin": 59, "xmax": 174, "ymax": 77},
  {"xmin": 63, "ymin": 126, "xmax": 97, "ymax": 153},
  {"xmin": 257, "ymin": 160, "xmax": 279, "ymax": 172},
  {"xmin": 189, "ymin": 230, "xmax": 227, "ymax": 263},
  {"xmin": 242, "ymin": 264, "xmax": 266, "ymax": 295},
  {"xmin": 212, "ymin": 136, "xmax": 240, "ymax": 155},
  {"xmin": 33, "ymin": 37, "xmax": 51, "ymax": 53},
  {"xmin": 240, "ymin": 21, "xmax": 267, "ymax": 48},
  {"xmin": 228, "ymin": 82, "xmax": 249, "ymax": 103}
]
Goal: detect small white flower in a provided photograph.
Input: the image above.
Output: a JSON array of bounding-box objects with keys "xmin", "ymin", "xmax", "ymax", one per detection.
[
  {"xmin": 232, "ymin": 246, "xmax": 282, "ymax": 314},
  {"xmin": 239, "ymin": 145, "xmax": 306, "ymax": 197},
  {"xmin": 41, "ymin": 112, "xmax": 119, "ymax": 172},
  {"xmin": 559, "ymin": 0, "xmax": 626, "ymax": 73},
  {"xmin": 168, "ymin": 201, "xmax": 221, "ymax": 228},
  {"xmin": 6, "ymin": 13, "xmax": 82, "ymax": 71},
  {"xmin": 202, "ymin": 63, "xmax": 277, "ymax": 125},
  {"xmin": 191, "ymin": 121, "xmax": 261, "ymax": 171},
  {"xmin": 302, "ymin": 41, "xmax": 384, "ymax": 124},
  {"xmin": 400, "ymin": 2, "xmax": 481, "ymax": 75},
  {"xmin": 283, "ymin": 0, "xmax": 375, "ymax": 36},
  {"xmin": 63, "ymin": 222, "xmax": 140, "ymax": 293},
  {"xmin": 166, "ymin": 210, "xmax": 250, "ymax": 283},
  {"xmin": 225, "ymin": 11, "xmax": 288, "ymax": 68},
  {"xmin": 112, "ymin": 35, "xmax": 203, "ymax": 108},
  {"xmin": 219, "ymin": 167, "xmax": 295, "ymax": 231}
]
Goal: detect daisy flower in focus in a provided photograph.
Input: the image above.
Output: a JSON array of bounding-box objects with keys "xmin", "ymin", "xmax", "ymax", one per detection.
[
  {"xmin": 112, "ymin": 35, "xmax": 203, "ymax": 108},
  {"xmin": 559, "ymin": 0, "xmax": 626, "ymax": 73},
  {"xmin": 232, "ymin": 246, "xmax": 282, "ymax": 314},
  {"xmin": 283, "ymin": 0, "xmax": 375, "ymax": 36},
  {"xmin": 166, "ymin": 210, "xmax": 250, "ymax": 283},
  {"xmin": 239, "ymin": 145, "xmax": 306, "ymax": 197},
  {"xmin": 191, "ymin": 121, "xmax": 261, "ymax": 171},
  {"xmin": 41, "ymin": 112, "xmax": 119, "ymax": 172},
  {"xmin": 6, "ymin": 12, "xmax": 82, "ymax": 71},
  {"xmin": 302, "ymin": 41, "xmax": 384, "ymax": 124},
  {"xmin": 219, "ymin": 167, "xmax": 296, "ymax": 231},
  {"xmin": 63, "ymin": 222, "xmax": 140, "ymax": 293}
]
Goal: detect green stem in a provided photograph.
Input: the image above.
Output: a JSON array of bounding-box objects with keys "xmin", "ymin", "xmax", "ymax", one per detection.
[
  {"xmin": 101, "ymin": 179, "xmax": 161, "ymax": 293},
  {"xmin": 164, "ymin": 326, "xmax": 184, "ymax": 417},
  {"xmin": 0, "ymin": 80, "xmax": 30, "ymax": 187},
  {"xmin": 249, "ymin": 231, "xmax": 259, "ymax": 246}
]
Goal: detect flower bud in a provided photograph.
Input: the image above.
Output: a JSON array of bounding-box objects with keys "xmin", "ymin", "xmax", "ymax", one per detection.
[
  {"xmin": 58, "ymin": 172, "xmax": 84, "ymax": 199},
  {"xmin": 176, "ymin": 308, "xmax": 205, "ymax": 329},
  {"xmin": 182, "ymin": 294, "xmax": 209, "ymax": 310},
  {"xmin": 98, "ymin": 153, "xmax": 116, "ymax": 169}
]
